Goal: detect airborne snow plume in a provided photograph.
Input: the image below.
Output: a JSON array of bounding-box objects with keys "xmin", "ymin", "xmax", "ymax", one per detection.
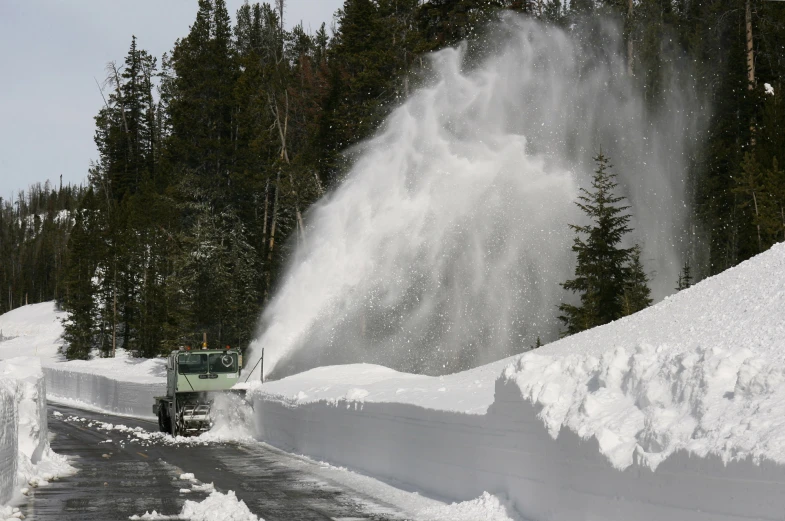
[{"xmin": 249, "ymin": 16, "xmax": 703, "ymax": 378}]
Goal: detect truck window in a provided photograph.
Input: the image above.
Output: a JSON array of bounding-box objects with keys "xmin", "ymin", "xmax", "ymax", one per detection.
[
  {"xmin": 178, "ymin": 353, "xmax": 208, "ymax": 374},
  {"xmin": 208, "ymin": 352, "xmax": 238, "ymax": 373}
]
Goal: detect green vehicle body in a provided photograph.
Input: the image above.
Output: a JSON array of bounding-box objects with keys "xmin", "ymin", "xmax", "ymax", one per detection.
[{"xmin": 152, "ymin": 348, "xmax": 243, "ymax": 436}]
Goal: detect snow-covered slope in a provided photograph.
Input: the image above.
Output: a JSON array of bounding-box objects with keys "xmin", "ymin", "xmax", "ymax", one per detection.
[
  {"xmin": 0, "ymin": 302, "xmax": 65, "ymax": 362},
  {"xmin": 251, "ymin": 243, "xmax": 785, "ymax": 521}
]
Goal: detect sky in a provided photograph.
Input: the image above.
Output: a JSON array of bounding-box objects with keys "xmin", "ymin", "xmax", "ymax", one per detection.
[{"xmin": 0, "ymin": 0, "xmax": 344, "ymax": 200}]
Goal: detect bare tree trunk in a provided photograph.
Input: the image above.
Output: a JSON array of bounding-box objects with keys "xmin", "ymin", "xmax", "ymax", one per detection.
[
  {"xmin": 781, "ymin": 204, "xmax": 784, "ymax": 240},
  {"xmin": 627, "ymin": 0, "xmax": 634, "ymax": 76},
  {"xmin": 746, "ymin": 0, "xmax": 755, "ymax": 90},
  {"xmin": 262, "ymin": 179, "xmax": 270, "ymax": 239},
  {"xmin": 264, "ymin": 171, "xmax": 281, "ymax": 304},
  {"xmin": 752, "ymin": 190, "xmax": 762, "ymax": 252},
  {"xmin": 313, "ymin": 171, "xmax": 324, "ymax": 196},
  {"xmin": 746, "ymin": 0, "xmax": 757, "ymax": 147},
  {"xmin": 109, "ymin": 62, "xmax": 134, "ymax": 157},
  {"xmin": 270, "ymin": 90, "xmax": 305, "ymax": 241},
  {"xmin": 112, "ymin": 256, "xmax": 117, "ymax": 357}
]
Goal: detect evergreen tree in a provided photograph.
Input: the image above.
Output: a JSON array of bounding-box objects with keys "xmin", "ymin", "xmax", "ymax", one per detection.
[
  {"xmin": 61, "ymin": 190, "xmax": 102, "ymax": 359},
  {"xmin": 620, "ymin": 245, "xmax": 652, "ymax": 316},
  {"xmin": 559, "ymin": 152, "xmax": 633, "ymax": 335},
  {"xmin": 676, "ymin": 262, "xmax": 693, "ymax": 291}
]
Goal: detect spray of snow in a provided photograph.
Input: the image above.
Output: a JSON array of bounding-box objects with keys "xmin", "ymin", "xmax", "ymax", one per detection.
[{"xmin": 249, "ymin": 16, "xmax": 702, "ymax": 378}]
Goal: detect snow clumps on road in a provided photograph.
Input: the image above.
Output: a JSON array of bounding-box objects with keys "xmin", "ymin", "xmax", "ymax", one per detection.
[{"xmin": 130, "ymin": 483, "xmax": 262, "ymax": 521}]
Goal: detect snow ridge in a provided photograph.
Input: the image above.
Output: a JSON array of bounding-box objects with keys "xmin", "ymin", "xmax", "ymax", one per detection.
[{"xmin": 505, "ymin": 242, "xmax": 785, "ymax": 470}]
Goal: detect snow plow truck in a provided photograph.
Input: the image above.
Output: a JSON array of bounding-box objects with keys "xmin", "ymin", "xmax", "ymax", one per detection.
[{"xmin": 153, "ymin": 337, "xmax": 243, "ymax": 436}]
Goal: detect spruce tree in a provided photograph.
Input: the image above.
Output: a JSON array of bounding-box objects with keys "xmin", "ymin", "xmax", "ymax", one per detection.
[
  {"xmin": 676, "ymin": 262, "xmax": 693, "ymax": 291},
  {"xmin": 559, "ymin": 152, "xmax": 633, "ymax": 336},
  {"xmin": 620, "ymin": 245, "xmax": 652, "ymax": 316},
  {"xmin": 62, "ymin": 190, "xmax": 102, "ymax": 360}
]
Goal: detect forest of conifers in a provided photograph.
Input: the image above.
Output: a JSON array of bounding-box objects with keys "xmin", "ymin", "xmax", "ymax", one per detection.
[{"xmin": 0, "ymin": 0, "xmax": 783, "ymax": 359}]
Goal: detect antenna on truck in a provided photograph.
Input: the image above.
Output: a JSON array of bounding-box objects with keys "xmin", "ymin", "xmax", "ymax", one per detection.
[{"xmin": 243, "ymin": 348, "xmax": 265, "ymax": 384}]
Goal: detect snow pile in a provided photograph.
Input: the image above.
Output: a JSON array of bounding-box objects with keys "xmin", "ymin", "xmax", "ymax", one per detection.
[
  {"xmin": 129, "ymin": 483, "xmax": 262, "ymax": 521},
  {"xmin": 417, "ymin": 492, "xmax": 518, "ymax": 521},
  {"xmin": 252, "ymin": 243, "xmax": 785, "ymax": 521},
  {"xmin": 0, "ymin": 357, "xmax": 72, "ymax": 508}
]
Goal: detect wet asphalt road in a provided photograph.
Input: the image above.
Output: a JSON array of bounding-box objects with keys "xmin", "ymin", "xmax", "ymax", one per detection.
[{"xmin": 20, "ymin": 403, "xmax": 410, "ymax": 521}]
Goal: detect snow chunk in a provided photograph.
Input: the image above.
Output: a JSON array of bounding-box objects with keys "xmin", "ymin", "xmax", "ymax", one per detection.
[
  {"xmin": 345, "ymin": 388, "xmax": 370, "ymax": 402},
  {"xmin": 130, "ymin": 489, "xmax": 262, "ymax": 521},
  {"xmin": 417, "ymin": 492, "xmax": 517, "ymax": 521},
  {"xmin": 764, "ymin": 83, "xmax": 774, "ymax": 95}
]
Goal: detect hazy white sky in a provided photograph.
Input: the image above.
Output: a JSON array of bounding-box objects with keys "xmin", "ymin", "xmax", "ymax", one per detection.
[{"xmin": 0, "ymin": 0, "xmax": 343, "ymax": 199}]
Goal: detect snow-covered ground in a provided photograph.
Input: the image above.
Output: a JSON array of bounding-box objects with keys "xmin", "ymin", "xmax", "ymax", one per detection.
[
  {"xmin": 0, "ymin": 357, "xmax": 73, "ymax": 515},
  {"xmin": 249, "ymin": 242, "xmax": 785, "ymax": 521}
]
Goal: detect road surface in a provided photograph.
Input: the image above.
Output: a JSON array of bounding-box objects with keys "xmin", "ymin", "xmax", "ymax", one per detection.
[{"xmin": 19, "ymin": 403, "xmax": 411, "ymax": 520}]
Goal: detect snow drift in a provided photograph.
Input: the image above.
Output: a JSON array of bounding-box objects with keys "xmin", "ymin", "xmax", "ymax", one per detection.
[
  {"xmin": 0, "ymin": 357, "xmax": 72, "ymax": 507},
  {"xmin": 251, "ymin": 242, "xmax": 785, "ymax": 521}
]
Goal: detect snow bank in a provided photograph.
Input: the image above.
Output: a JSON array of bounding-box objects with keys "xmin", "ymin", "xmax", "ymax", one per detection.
[
  {"xmin": 0, "ymin": 357, "xmax": 72, "ymax": 507},
  {"xmin": 251, "ymin": 243, "xmax": 785, "ymax": 521},
  {"xmin": 45, "ymin": 351, "xmax": 165, "ymax": 419}
]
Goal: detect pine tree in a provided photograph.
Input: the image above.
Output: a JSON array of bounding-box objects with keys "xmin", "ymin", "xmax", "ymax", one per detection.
[
  {"xmin": 61, "ymin": 190, "xmax": 102, "ymax": 360},
  {"xmin": 559, "ymin": 152, "xmax": 633, "ymax": 336},
  {"xmin": 676, "ymin": 262, "xmax": 693, "ymax": 291},
  {"xmin": 620, "ymin": 245, "xmax": 652, "ymax": 316}
]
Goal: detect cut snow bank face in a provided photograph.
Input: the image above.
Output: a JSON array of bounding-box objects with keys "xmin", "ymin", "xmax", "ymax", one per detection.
[
  {"xmin": 0, "ymin": 357, "xmax": 73, "ymax": 506},
  {"xmin": 45, "ymin": 349, "xmax": 166, "ymax": 419},
  {"xmin": 251, "ymin": 243, "xmax": 785, "ymax": 521}
]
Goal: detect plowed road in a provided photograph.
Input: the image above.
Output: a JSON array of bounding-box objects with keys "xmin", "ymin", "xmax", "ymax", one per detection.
[{"xmin": 19, "ymin": 404, "xmax": 409, "ymax": 521}]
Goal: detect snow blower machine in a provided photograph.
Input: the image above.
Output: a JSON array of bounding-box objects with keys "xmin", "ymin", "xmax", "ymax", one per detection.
[{"xmin": 153, "ymin": 334, "xmax": 245, "ymax": 436}]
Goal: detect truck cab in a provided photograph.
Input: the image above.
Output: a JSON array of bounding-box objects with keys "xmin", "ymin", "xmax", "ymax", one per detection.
[{"xmin": 154, "ymin": 346, "xmax": 243, "ymax": 436}]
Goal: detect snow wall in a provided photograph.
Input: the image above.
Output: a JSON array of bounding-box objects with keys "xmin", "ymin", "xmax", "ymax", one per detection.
[
  {"xmin": 254, "ymin": 381, "xmax": 785, "ymax": 521},
  {"xmin": 251, "ymin": 243, "xmax": 785, "ymax": 521},
  {"xmin": 0, "ymin": 358, "xmax": 49, "ymax": 504},
  {"xmin": 44, "ymin": 366, "xmax": 163, "ymax": 419}
]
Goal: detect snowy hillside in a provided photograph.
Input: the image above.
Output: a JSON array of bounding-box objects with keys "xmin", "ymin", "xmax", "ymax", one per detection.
[
  {"xmin": 251, "ymin": 242, "xmax": 785, "ymax": 521},
  {"xmin": 0, "ymin": 302, "xmax": 65, "ymax": 361}
]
